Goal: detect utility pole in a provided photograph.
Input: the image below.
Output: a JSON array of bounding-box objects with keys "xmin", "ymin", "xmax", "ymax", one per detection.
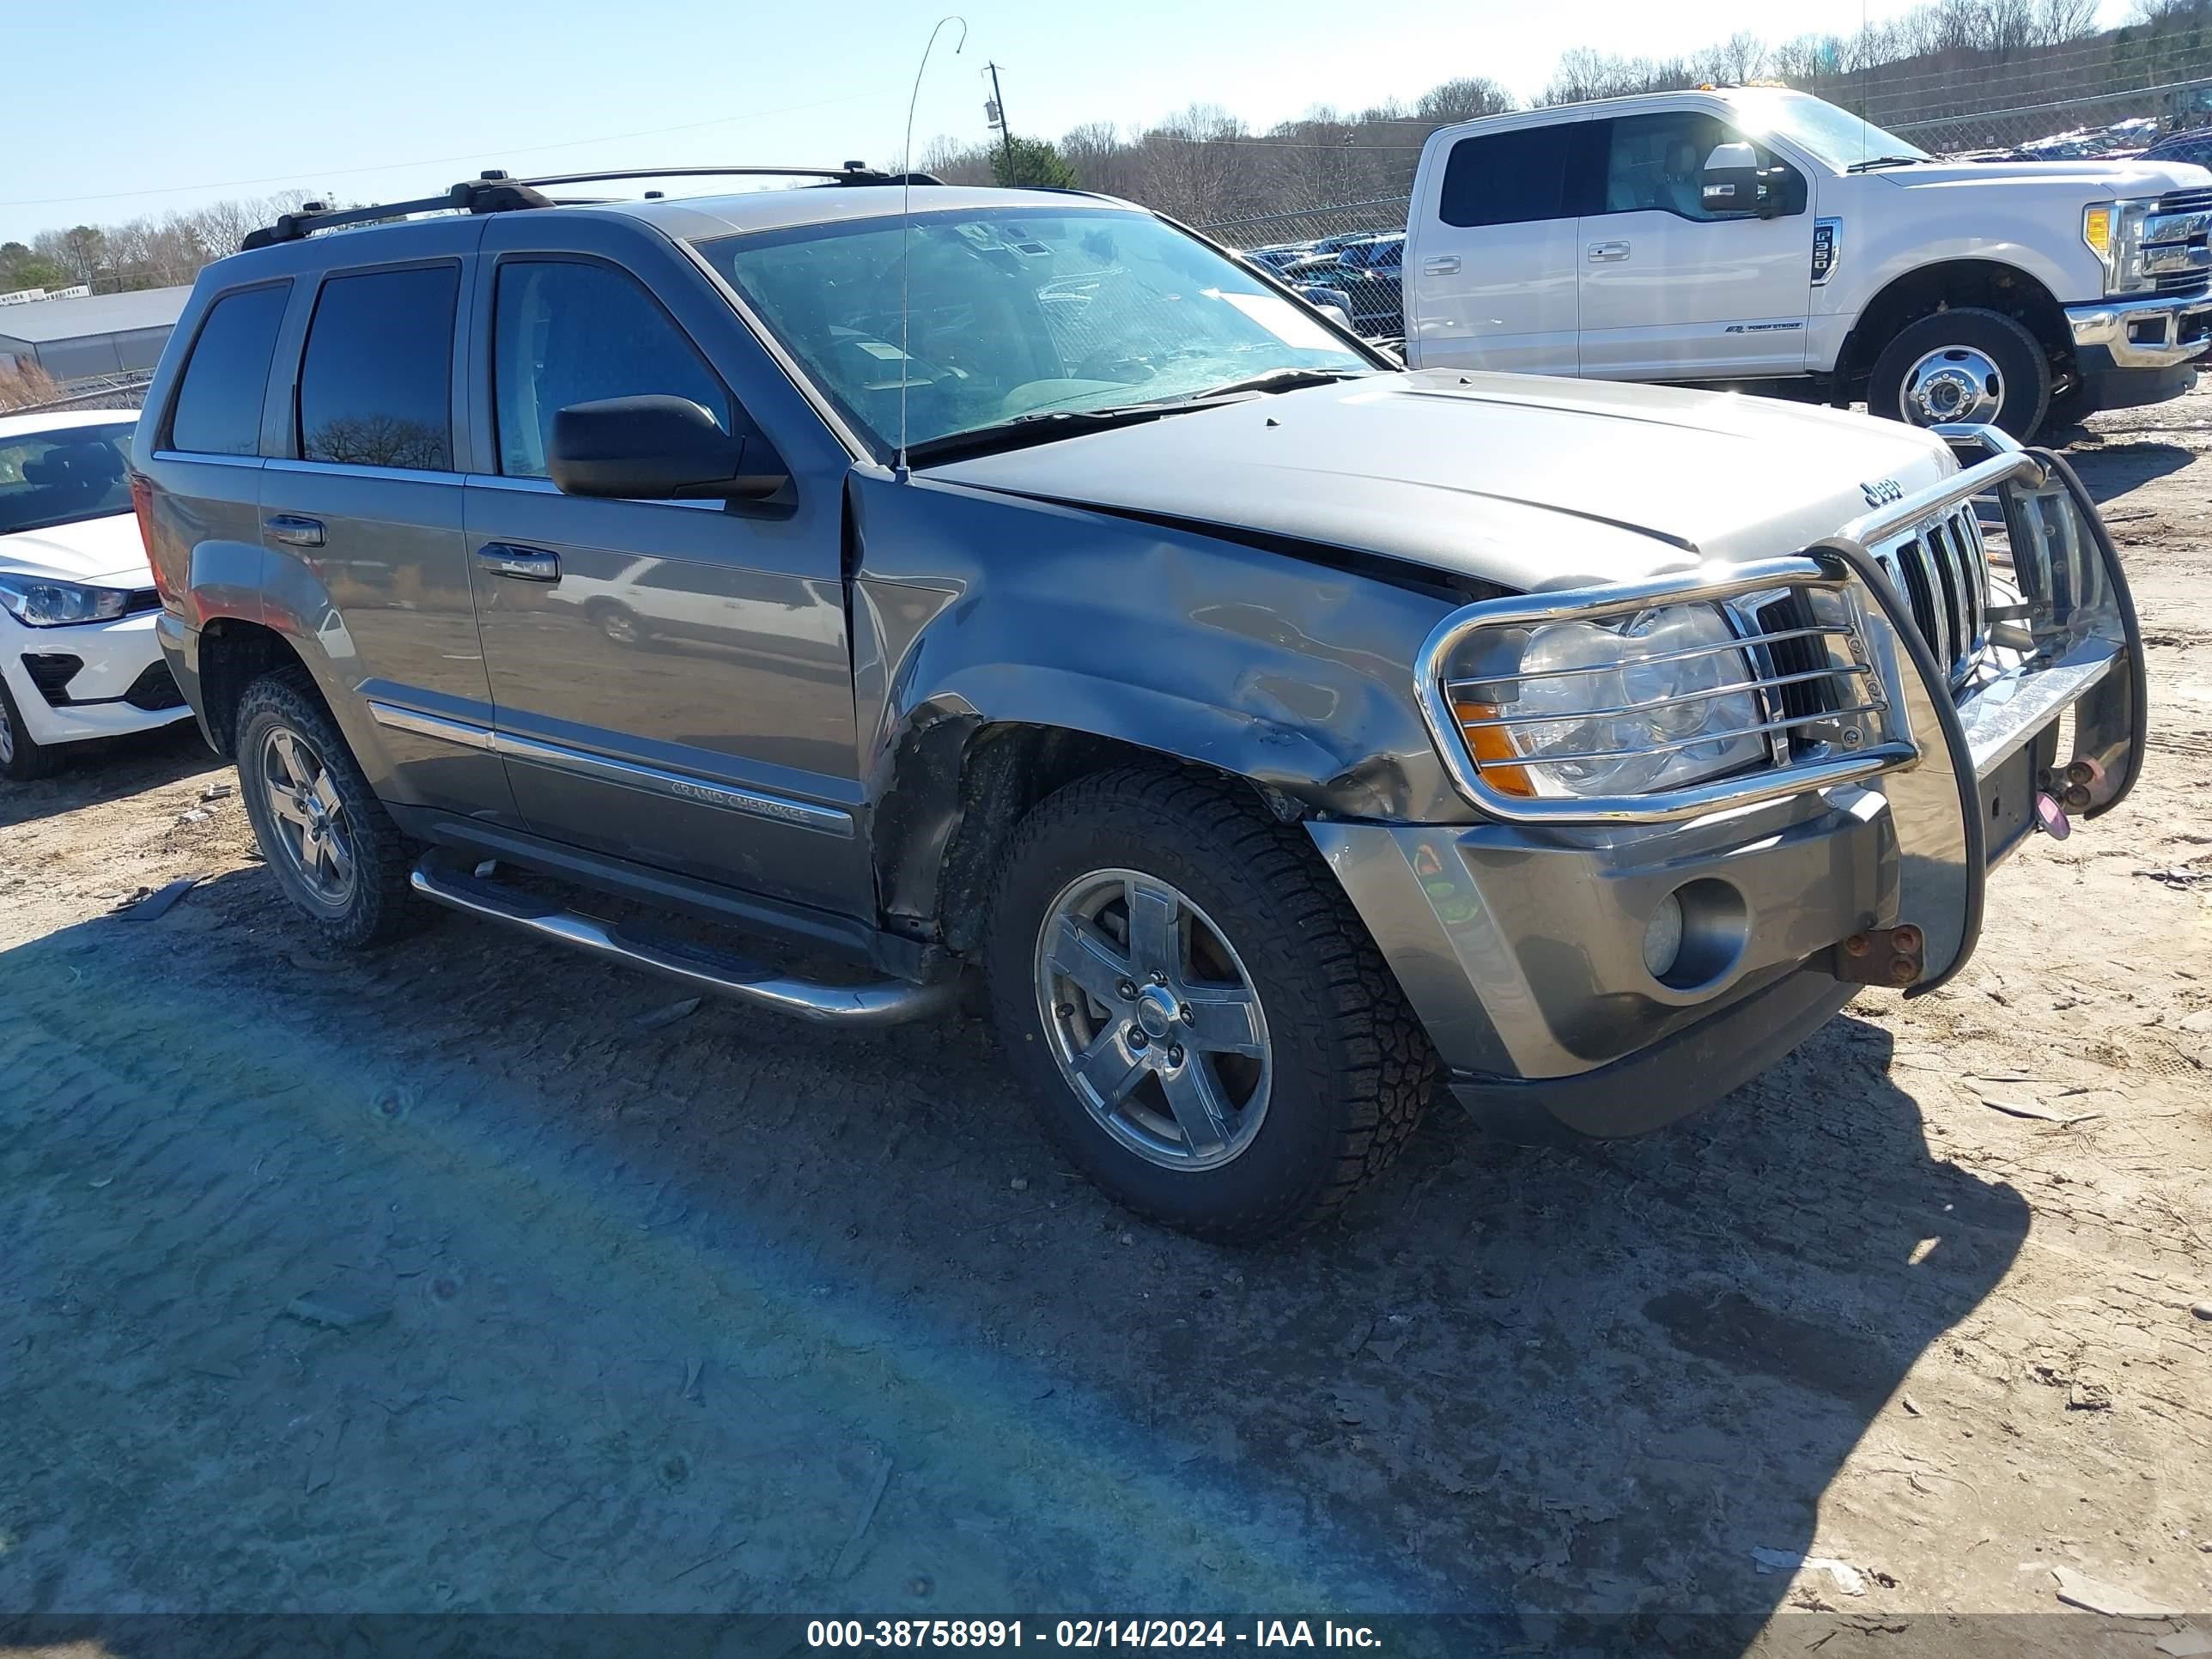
[{"xmin": 984, "ymin": 61, "xmax": 1014, "ymax": 172}]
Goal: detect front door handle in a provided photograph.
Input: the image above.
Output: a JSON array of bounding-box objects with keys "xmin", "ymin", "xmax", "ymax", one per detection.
[
  {"xmin": 475, "ymin": 544, "xmax": 561, "ymax": 583},
  {"xmin": 1423, "ymin": 255, "xmax": 1462, "ymax": 275},
  {"xmin": 1587, "ymin": 240, "xmax": 1631, "ymax": 263},
  {"xmin": 265, "ymin": 514, "xmax": 325, "ymax": 548}
]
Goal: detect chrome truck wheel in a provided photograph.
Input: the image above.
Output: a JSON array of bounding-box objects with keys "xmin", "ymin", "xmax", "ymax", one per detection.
[
  {"xmin": 1032, "ymin": 867, "xmax": 1273, "ymax": 1172},
  {"xmin": 985, "ymin": 765, "xmax": 1434, "ymax": 1243},
  {"xmin": 1869, "ymin": 307, "xmax": 2051, "ymax": 440},
  {"xmin": 1897, "ymin": 345, "xmax": 2005, "ymax": 426}
]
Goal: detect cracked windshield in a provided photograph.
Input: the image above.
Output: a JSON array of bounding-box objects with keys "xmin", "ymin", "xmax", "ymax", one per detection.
[{"xmin": 701, "ymin": 207, "xmax": 1368, "ymax": 458}]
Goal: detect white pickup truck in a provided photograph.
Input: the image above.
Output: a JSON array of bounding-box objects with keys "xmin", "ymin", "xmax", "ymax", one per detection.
[{"xmin": 1401, "ymin": 87, "xmax": 2212, "ymax": 439}]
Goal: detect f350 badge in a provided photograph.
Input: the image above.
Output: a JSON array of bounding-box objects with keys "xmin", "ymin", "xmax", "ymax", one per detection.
[{"xmin": 1861, "ymin": 477, "xmax": 1905, "ymax": 507}]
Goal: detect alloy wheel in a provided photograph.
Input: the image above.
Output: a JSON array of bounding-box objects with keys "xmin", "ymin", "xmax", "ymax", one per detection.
[
  {"xmin": 1032, "ymin": 867, "xmax": 1273, "ymax": 1171},
  {"xmin": 259, "ymin": 725, "xmax": 357, "ymax": 906}
]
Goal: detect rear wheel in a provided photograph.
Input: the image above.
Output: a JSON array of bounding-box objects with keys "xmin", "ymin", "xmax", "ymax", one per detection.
[
  {"xmin": 0, "ymin": 675, "xmax": 66, "ymax": 782},
  {"xmin": 985, "ymin": 766, "xmax": 1435, "ymax": 1243},
  {"xmin": 1869, "ymin": 307, "xmax": 2051, "ymax": 440},
  {"xmin": 235, "ymin": 672, "xmax": 417, "ymax": 950}
]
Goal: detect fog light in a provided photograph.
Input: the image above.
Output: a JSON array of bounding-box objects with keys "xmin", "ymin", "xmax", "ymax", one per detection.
[{"xmin": 1642, "ymin": 891, "xmax": 1685, "ymax": 980}]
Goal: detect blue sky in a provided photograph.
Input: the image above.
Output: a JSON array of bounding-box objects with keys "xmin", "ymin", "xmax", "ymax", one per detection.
[{"xmin": 5, "ymin": 0, "xmax": 2116, "ymax": 246}]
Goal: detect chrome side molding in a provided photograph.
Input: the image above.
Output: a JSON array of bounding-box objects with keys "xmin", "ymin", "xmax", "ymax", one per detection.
[
  {"xmin": 366, "ymin": 699, "xmax": 854, "ymax": 837},
  {"xmin": 409, "ymin": 853, "xmax": 964, "ymax": 1029}
]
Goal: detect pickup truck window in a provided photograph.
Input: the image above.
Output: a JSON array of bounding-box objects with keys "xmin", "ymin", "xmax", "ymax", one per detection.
[
  {"xmin": 698, "ymin": 207, "xmax": 1365, "ymax": 460},
  {"xmin": 1438, "ymin": 127, "xmax": 1573, "ymax": 229},
  {"xmin": 167, "ymin": 283, "xmax": 289, "ymax": 457},
  {"xmin": 1595, "ymin": 113, "xmax": 1761, "ymax": 221},
  {"xmin": 493, "ymin": 258, "xmax": 732, "ymax": 478},
  {"xmin": 297, "ymin": 264, "xmax": 459, "ymax": 471}
]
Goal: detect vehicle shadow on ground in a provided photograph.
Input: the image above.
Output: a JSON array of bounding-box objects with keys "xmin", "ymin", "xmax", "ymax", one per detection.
[
  {"xmin": 0, "ymin": 882, "xmax": 2027, "ymax": 1644},
  {"xmin": 0, "ymin": 723, "xmax": 219, "ymax": 830},
  {"xmin": 2059, "ymin": 436, "xmax": 2194, "ymax": 501}
]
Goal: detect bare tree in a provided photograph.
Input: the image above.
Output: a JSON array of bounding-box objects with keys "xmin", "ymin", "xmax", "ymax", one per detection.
[
  {"xmin": 1135, "ymin": 104, "xmax": 1249, "ymax": 224},
  {"xmin": 1414, "ymin": 77, "xmax": 1518, "ymax": 123}
]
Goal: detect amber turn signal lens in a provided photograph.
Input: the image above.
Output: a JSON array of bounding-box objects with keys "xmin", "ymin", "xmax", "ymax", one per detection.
[{"xmin": 1452, "ymin": 699, "xmax": 1535, "ymax": 798}]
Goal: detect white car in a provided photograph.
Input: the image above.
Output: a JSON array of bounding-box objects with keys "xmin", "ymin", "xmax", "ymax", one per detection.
[{"xmin": 0, "ymin": 409, "xmax": 194, "ymax": 779}]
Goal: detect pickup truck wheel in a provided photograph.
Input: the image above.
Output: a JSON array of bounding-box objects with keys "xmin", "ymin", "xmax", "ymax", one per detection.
[
  {"xmin": 985, "ymin": 767, "xmax": 1435, "ymax": 1243},
  {"xmin": 235, "ymin": 672, "xmax": 416, "ymax": 951},
  {"xmin": 0, "ymin": 675, "xmax": 67, "ymax": 782},
  {"xmin": 1869, "ymin": 307, "xmax": 2051, "ymax": 439}
]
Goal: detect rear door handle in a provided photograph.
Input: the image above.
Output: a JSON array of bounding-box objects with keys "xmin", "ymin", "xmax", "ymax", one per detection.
[
  {"xmin": 1423, "ymin": 255, "xmax": 1462, "ymax": 275},
  {"xmin": 264, "ymin": 514, "xmax": 325, "ymax": 548},
  {"xmin": 475, "ymin": 544, "xmax": 561, "ymax": 583},
  {"xmin": 1587, "ymin": 240, "xmax": 1631, "ymax": 263}
]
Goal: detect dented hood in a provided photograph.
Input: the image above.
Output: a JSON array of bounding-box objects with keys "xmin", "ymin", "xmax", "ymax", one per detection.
[{"xmin": 927, "ymin": 370, "xmax": 1960, "ymax": 592}]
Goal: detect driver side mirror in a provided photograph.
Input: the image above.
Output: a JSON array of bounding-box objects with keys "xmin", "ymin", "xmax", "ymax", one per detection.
[
  {"xmin": 1702, "ymin": 143, "xmax": 1807, "ymax": 219},
  {"xmin": 548, "ymin": 395, "xmax": 790, "ymax": 502}
]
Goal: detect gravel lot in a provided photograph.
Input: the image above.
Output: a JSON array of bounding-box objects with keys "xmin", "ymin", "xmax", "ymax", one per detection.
[{"xmin": 3, "ymin": 389, "xmax": 2209, "ymax": 1652}]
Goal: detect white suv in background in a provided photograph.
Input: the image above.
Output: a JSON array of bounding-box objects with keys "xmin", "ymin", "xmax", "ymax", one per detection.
[
  {"xmin": 0, "ymin": 410, "xmax": 194, "ymax": 780},
  {"xmin": 1402, "ymin": 87, "xmax": 2212, "ymax": 439}
]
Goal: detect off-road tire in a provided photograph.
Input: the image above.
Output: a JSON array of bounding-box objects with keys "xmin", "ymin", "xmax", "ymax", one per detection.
[
  {"xmin": 984, "ymin": 765, "xmax": 1437, "ymax": 1244},
  {"xmin": 234, "ymin": 670, "xmax": 418, "ymax": 951},
  {"xmin": 0, "ymin": 674, "xmax": 67, "ymax": 781},
  {"xmin": 1869, "ymin": 307, "xmax": 2051, "ymax": 441}
]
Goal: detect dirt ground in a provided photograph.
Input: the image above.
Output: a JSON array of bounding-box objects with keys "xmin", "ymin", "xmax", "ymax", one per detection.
[{"xmin": 3, "ymin": 388, "xmax": 2210, "ymax": 1655}]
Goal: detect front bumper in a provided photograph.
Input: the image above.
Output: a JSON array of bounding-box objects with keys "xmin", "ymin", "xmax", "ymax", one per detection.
[
  {"xmin": 2065, "ymin": 289, "xmax": 2212, "ymax": 373},
  {"xmin": 0, "ymin": 607, "xmax": 194, "ymax": 750},
  {"xmin": 1315, "ymin": 434, "xmax": 2144, "ymax": 1136}
]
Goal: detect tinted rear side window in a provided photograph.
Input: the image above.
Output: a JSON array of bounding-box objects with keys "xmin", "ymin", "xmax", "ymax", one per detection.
[
  {"xmin": 167, "ymin": 283, "xmax": 289, "ymax": 456},
  {"xmin": 297, "ymin": 264, "xmax": 459, "ymax": 471},
  {"xmin": 1439, "ymin": 127, "xmax": 1573, "ymax": 229}
]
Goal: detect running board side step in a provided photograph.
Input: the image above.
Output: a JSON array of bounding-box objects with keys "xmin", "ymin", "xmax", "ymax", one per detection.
[{"xmin": 409, "ymin": 853, "xmax": 964, "ymax": 1029}]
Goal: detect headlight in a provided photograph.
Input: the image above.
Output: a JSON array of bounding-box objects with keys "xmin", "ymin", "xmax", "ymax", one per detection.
[
  {"xmin": 2083, "ymin": 200, "xmax": 2154, "ymax": 295},
  {"xmin": 0, "ymin": 573, "xmax": 135, "ymax": 628},
  {"xmin": 1444, "ymin": 603, "xmax": 1769, "ymax": 799}
]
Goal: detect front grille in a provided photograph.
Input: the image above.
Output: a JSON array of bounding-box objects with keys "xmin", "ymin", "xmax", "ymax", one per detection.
[
  {"xmin": 121, "ymin": 660, "xmax": 185, "ymax": 711},
  {"xmin": 2146, "ymin": 189, "xmax": 2209, "ymax": 294},
  {"xmin": 124, "ymin": 587, "xmax": 161, "ymax": 617},
  {"xmin": 21, "ymin": 653, "xmax": 83, "ymax": 707},
  {"xmin": 1870, "ymin": 506, "xmax": 1990, "ymax": 687}
]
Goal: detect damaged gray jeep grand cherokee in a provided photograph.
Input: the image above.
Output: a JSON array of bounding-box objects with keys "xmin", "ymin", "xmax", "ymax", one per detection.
[{"xmin": 134, "ymin": 168, "xmax": 2146, "ymax": 1243}]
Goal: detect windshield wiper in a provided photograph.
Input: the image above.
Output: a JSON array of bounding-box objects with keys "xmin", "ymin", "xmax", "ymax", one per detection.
[
  {"xmin": 1845, "ymin": 155, "xmax": 1929, "ymax": 173},
  {"xmin": 901, "ymin": 402, "xmax": 1212, "ymax": 466},
  {"xmin": 901, "ymin": 368, "xmax": 1371, "ymax": 467},
  {"xmin": 1188, "ymin": 366, "xmax": 1370, "ymax": 399}
]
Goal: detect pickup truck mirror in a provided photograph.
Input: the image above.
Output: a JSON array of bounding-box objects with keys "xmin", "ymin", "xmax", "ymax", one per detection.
[
  {"xmin": 1700, "ymin": 145, "xmax": 1807, "ymax": 220},
  {"xmin": 548, "ymin": 395, "xmax": 790, "ymax": 503}
]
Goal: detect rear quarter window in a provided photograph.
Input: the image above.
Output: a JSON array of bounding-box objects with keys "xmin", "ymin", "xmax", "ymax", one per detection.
[
  {"xmin": 1438, "ymin": 127, "xmax": 1573, "ymax": 229},
  {"xmin": 167, "ymin": 283, "xmax": 290, "ymax": 456}
]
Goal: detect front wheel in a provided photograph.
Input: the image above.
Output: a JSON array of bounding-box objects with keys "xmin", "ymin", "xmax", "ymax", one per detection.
[
  {"xmin": 985, "ymin": 767, "xmax": 1436, "ymax": 1243},
  {"xmin": 1868, "ymin": 307, "xmax": 2051, "ymax": 440},
  {"xmin": 0, "ymin": 674, "xmax": 66, "ymax": 782}
]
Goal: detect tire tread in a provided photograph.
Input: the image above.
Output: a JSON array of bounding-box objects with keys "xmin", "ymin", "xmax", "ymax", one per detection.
[{"xmin": 988, "ymin": 763, "xmax": 1436, "ymax": 1243}]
